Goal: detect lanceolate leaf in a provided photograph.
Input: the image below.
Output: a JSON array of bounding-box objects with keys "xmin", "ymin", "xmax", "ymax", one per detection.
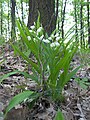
[
  {"xmin": 36, "ymin": 11, "xmax": 41, "ymax": 29},
  {"xmin": 0, "ymin": 71, "xmax": 20, "ymax": 84},
  {"xmin": 54, "ymin": 109, "xmax": 64, "ymax": 120},
  {"xmin": 0, "ymin": 70, "xmax": 39, "ymax": 84},
  {"xmin": 5, "ymin": 90, "xmax": 34, "ymax": 116},
  {"xmin": 16, "ymin": 20, "xmax": 39, "ymax": 59},
  {"xmin": 12, "ymin": 45, "xmax": 40, "ymax": 74},
  {"xmin": 15, "ymin": 70, "xmax": 39, "ymax": 83},
  {"xmin": 49, "ymin": 52, "xmax": 70, "ymax": 85},
  {"xmin": 62, "ymin": 66, "xmax": 81, "ymax": 87}
]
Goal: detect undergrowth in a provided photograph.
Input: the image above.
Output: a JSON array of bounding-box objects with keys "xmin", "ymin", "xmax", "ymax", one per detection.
[{"xmin": 1, "ymin": 17, "xmax": 82, "ymax": 120}]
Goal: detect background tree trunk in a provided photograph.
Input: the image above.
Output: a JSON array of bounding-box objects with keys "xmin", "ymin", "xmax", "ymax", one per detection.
[
  {"xmin": 74, "ymin": 0, "xmax": 78, "ymax": 41},
  {"xmin": 0, "ymin": 2, "xmax": 3, "ymax": 35},
  {"xmin": 11, "ymin": 0, "xmax": 16, "ymax": 41},
  {"xmin": 80, "ymin": 2, "xmax": 84, "ymax": 47},
  {"xmin": 8, "ymin": 0, "xmax": 10, "ymax": 40},
  {"xmin": 27, "ymin": 0, "xmax": 57, "ymax": 36},
  {"xmin": 87, "ymin": 0, "xmax": 90, "ymax": 47},
  {"xmin": 61, "ymin": 0, "xmax": 67, "ymax": 39},
  {"xmin": 21, "ymin": 0, "xmax": 24, "ymax": 22}
]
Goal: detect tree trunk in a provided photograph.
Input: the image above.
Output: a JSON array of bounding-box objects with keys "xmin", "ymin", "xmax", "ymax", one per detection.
[
  {"xmin": 11, "ymin": 0, "xmax": 16, "ymax": 41},
  {"xmin": 21, "ymin": 0, "xmax": 24, "ymax": 22},
  {"xmin": 74, "ymin": 0, "xmax": 78, "ymax": 41},
  {"xmin": 80, "ymin": 2, "xmax": 84, "ymax": 47},
  {"xmin": 0, "ymin": 2, "xmax": 3, "ymax": 35},
  {"xmin": 61, "ymin": 0, "xmax": 67, "ymax": 39},
  {"xmin": 27, "ymin": 0, "xmax": 57, "ymax": 36},
  {"xmin": 8, "ymin": 0, "xmax": 10, "ymax": 39},
  {"xmin": 87, "ymin": 0, "xmax": 90, "ymax": 47}
]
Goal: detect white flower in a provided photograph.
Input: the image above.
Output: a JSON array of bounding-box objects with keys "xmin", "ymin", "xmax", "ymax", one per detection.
[
  {"xmin": 37, "ymin": 27, "xmax": 43, "ymax": 33},
  {"xmin": 55, "ymin": 42, "xmax": 60, "ymax": 46},
  {"xmin": 55, "ymin": 33, "xmax": 59, "ymax": 37},
  {"xmin": 34, "ymin": 38, "xmax": 36, "ymax": 41},
  {"xmin": 43, "ymin": 39, "xmax": 50, "ymax": 43},
  {"xmin": 50, "ymin": 43, "xmax": 55, "ymax": 47},
  {"xmin": 27, "ymin": 36, "xmax": 31, "ymax": 41},
  {"xmin": 30, "ymin": 25, "xmax": 35, "ymax": 30},
  {"xmin": 29, "ymin": 30, "xmax": 33, "ymax": 33},
  {"xmin": 40, "ymin": 35, "xmax": 44, "ymax": 40},
  {"xmin": 50, "ymin": 42, "xmax": 60, "ymax": 47},
  {"xmin": 51, "ymin": 34, "xmax": 54, "ymax": 38},
  {"xmin": 48, "ymin": 37, "xmax": 52, "ymax": 41},
  {"xmin": 69, "ymin": 50, "xmax": 71, "ymax": 53},
  {"xmin": 56, "ymin": 36, "xmax": 60, "ymax": 41}
]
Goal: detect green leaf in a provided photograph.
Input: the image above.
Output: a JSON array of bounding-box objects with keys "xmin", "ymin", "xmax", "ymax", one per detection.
[
  {"xmin": 62, "ymin": 66, "xmax": 81, "ymax": 87},
  {"xmin": 15, "ymin": 70, "xmax": 39, "ymax": 83},
  {"xmin": 12, "ymin": 44, "xmax": 40, "ymax": 74},
  {"xmin": 16, "ymin": 20, "xmax": 39, "ymax": 59},
  {"xmin": 5, "ymin": 90, "xmax": 33, "ymax": 116},
  {"xmin": 36, "ymin": 11, "xmax": 41, "ymax": 29},
  {"xmin": 26, "ymin": 92, "xmax": 39, "ymax": 109},
  {"xmin": 0, "ymin": 70, "xmax": 39, "ymax": 84},
  {"xmin": 49, "ymin": 52, "xmax": 70, "ymax": 85},
  {"xmin": 0, "ymin": 71, "xmax": 20, "ymax": 84},
  {"xmin": 54, "ymin": 109, "xmax": 64, "ymax": 120},
  {"xmin": 75, "ymin": 77, "xmax": 90, "ymax": 90},
  {"xmin": 79, "ymin": 82, "xmax": 88, "ymax": 89}
]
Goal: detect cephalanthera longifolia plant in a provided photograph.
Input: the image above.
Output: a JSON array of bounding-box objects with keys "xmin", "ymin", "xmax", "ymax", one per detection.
[{"xmin": 4, "ymin": 18, "xmax": 80, "ymax": 118}]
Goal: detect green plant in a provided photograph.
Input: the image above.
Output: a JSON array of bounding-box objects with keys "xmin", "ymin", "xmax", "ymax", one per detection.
[
  {"xmin": 54, "ymin": 109, "xmax": 64, "ymax": 120},
  {"xmin": 75, "ymin": 77, "xmax": 90, "ymax": 90},
  {"xmin": 0, "ymin": 71, "xmax": 30, "ymax": 84},
  {"xmin": 4, "ymin": 19, "xmax": 80, "ymax": 119}
]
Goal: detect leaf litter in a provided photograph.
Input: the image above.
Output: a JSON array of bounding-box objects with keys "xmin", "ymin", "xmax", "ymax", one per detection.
[{"xmin": 0, "ymin": 48, "xmax": 90, "ymax": 120}]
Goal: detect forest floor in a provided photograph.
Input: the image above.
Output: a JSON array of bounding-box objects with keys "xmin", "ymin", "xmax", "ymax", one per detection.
[{"xmin": 0, "ymin": 46, "xmax": 90, "ymax": 120}]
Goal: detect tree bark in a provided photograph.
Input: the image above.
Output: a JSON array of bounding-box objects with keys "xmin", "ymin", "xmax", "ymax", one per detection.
[
  {"xmin": 21, "ymin": 0, "xmax": 24, "ymax": 22},
  {"xmin": 74, "ymin": 0, "xmax": 78, "ymax": 41},
  {"xmin": 1, "ymin": 2, "xmax": 3, "ymax": 35},
  {"xmin": 11, "ymin": 0, "xmax": 16, "ymax": 40},
  {"xmin": 27, "ymin": 0, "xmax": 57, "ymax": 36},
  {"xmin": 61, "ymin": 0, "xmax": 67, "ymax": 39},
  {"xmin": 87, "ymin": 0, "xmax": 90, "ymax": 47},
  {"xmin": 80, "ymin": 2, "xmax": 84, "ymax": 47},
  {"xmin": 8, "ymin": 0, "xmax": 10, "ymax": 39}
]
